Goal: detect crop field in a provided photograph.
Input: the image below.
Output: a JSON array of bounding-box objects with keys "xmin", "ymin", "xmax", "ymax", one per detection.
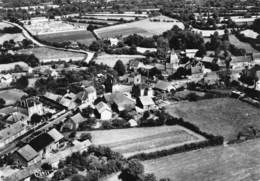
[
  {"xmin": 166, "ymin": 98, "xmax": 260, "ymax": 141},
  {"xmin": 95, "ymin": 15, "xmax": 184, "ymax": 38},
  {"xmin": 88, "ymin": 126, "xmax": 205, "ymax": 157},
  {"xmin": 94, "ymin": 53, "xmax": 145, "ymax": 67},
  {"xmin": 18, "ymin": 47, "xmax": 86, "ymax": 62},
  {"xmin": 0, "ymin": 33, "xmax": 25, "ymax": 44},
  {"xmin": 143, "ymin": 138, "xmax": 260, "ymax": 181},
  {"xmin": 230, "ymin": 35, "xmax": 259, "ymax": 53},
  {"xmin": 39, "ymin": 30, "xmax": 96, "ymax": 46}
]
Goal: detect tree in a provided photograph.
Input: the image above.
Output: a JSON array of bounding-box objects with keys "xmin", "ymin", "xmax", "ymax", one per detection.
[
  {"xmin": 118, "ymin": 159, "xmax": 144, "ymax": 181},
  {"xmin": 252, "ymin": 18, "xmax": 260, "ymax": 34},
  {"xmin": 0, "ymin": 98, "xmax": 5, "ymax": 108},
  {"xmin": 41, "ymin": 163, "xmax": 52, "ymax": 171},
  {"xmin": 15, "ymin": 76, "xmax": 28, "ymax": 89},
  {"xmin": 114, "ymin": 60, "xmax": 126, "ymax": 76},
  {"xmin": 30, "ymin": 114, "xmax": 42, "ymax": 125},
  {"xmin": 87, "ymin": 24, "xmax": 96, "ymax": 32}
]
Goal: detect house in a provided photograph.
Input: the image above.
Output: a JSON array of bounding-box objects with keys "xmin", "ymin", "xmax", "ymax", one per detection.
[
  {"xmin": 0, "ymin": 74, "xmax": 13, "ymax": 85},
  {"xmin": 77, "ymin": 86, "xmax": 97, "ymax": 104},
  {"xmin": 128, "ymin": 119, "xmax": 138, "ymax": 127},
  {"xmin": 110, "ymin": 92, "xmax": 135, "ymax": 112},
  {"xmin": 109, "ymin": 38, "xmax": 119, "ymax": 46},
  {"xmin": 44, "ymin": 92, "xmax": 62, "ymax": 102},
  {"xmin": 65, "ymin": 113, "xmax": 86, "ymax": 130},
  {"xmin": 136, "ymin": 96, "xmax": 155, "ymax": 110},
  {"xmin": 95, "ymin": 102, "xmax": 112, "ymax": 120},
  {"xmin": 12, "ymin": 144, "xmax": 40, "ymax": 167},
  {"xmin": 231, "ymin": 56, "xmax": 253, "ymax": 70},
  {"xmin": 0, "ymin": 121, "xmax": 28, "ymax": 148},
  {"xmin": 13, "ymin": 128, "xmax": 64, "ymax": 166},
  {"xmin": 59, "ymin": 93, "xmax": 77, "ymax": 110},
  {"xmin": 185, "ymin": 49, "xmax": 199, "ymax": 58},
  {"xmin": 154, "ymin": 80, "xmax": 174, "ymax": 92}
]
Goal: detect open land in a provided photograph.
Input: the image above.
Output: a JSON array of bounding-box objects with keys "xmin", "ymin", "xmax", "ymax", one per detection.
[
  {"xmin": 143, "ymin": 138, "xmax": 260, "ymax": 181},
  {"xmin": 166, "ymin": 98, "xmax": 260, "ymax": 141},
  {"xmin": 105, "ymin": 139, "xmax": 260, "ymax": 181},
  {"xmin": 230, "ymin": 35, "xmax": 259, "ymax": 53},
  {"xmin": 0, "ymin": 89, "xmax": 27, "ymax": 105},
  {"xmin": 18, "ymin": 47, "xmax": 87, "ymax": 62},
  {"xmin": 94, "ymin": 53, "xmax": 145, "ymax": 67},
  {"xmin": 95, "ymin": 15, "xmax": 184, "ymax": 38},
  {"xmin": 87, "ymin": 126, "xmax": 205, "ymax": 157},
  {"xmin": 39, "ymin": 30, "xmax": 96, "ymax": 46}
]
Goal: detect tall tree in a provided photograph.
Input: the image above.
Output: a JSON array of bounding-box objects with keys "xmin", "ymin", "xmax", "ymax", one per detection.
[{"xmin": 114, "ymin": 60, "xmax": 126, "ymax": 76}]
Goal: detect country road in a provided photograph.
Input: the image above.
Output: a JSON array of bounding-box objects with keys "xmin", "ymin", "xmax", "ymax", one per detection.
[{"xmin": 3, "ymin": 21, "xmax": 96, "ymax": 63}]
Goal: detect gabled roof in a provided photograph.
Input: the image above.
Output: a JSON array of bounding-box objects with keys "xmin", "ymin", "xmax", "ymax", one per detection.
[
  {"xmin": 202, "ymin": 56, "xmax": 214, "ymax": 63},
  {"xmin": 95, "ymin": 102, "xmax": 112, "ymax": 114},
  {"xmin": 44, "ymin": 92, "xmax": 61, "ymax": 102},
  {"xmin": 154, "ymin": 80, "xmax": 173, "ymax": 91},
  {"xmin": 17, "ymin": 144, "xmax": 38, "ymax": 162},
  {"xmin": 47, "ymin": 128, "xmax": 64, "ymax": 143},
  {"xmin": 111, "ymin": 92, "xmax": 135, "ymax": 110},
  {"xmin": 139, "ymin": 96, "xmax": 155, "ymax": 106},
  {"xmin": 70, "ymin": 113, "xmax": 85, "ymax": 124},
  {"xmin": 29, "ymin": 133, "xmax": 54, "ymax": 152},
  {"xmin": 253, "ymin": 53, "xmax": 260, "ymax": 60},
  {"xmin": 231, "ymin": 56, "xmax": 252, "ymax": 63}
]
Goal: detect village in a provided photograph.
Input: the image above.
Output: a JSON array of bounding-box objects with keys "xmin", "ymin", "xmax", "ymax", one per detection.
[{"xmin": 0, "ymin": 0, "xmax": 260, "ymax": 181}]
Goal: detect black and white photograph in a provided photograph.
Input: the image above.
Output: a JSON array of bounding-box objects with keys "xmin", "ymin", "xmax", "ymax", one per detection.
[{"xmin": 0, "ymin": 0, "xmax": 260, "ymax": 180}]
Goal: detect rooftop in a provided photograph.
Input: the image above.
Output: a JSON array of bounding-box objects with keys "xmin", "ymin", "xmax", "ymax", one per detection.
[
  {"xmin": 29, "ymin": 133, "xmax": 54, "ymax": 152},
  {"xmin": 16, "ymin": 144, "xmax": 38, "ymax": 162},
  {"xmin": 47, "ymin": 128, "xmax": 64, "ymax": 143}
]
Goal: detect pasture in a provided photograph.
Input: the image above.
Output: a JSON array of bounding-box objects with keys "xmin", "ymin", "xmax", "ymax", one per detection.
[
  {"xmin": 166, "ymin": 98, "xmax": 260, "ymax": 141},
  {"xmin": 143, "ymin": 138, "xmax": 260, "ymax": 181},
  {"xmin": 18, "ymin": 47, "xmax": 86, "ymax": 63},
  {"xmin": 95, "ymin": 15, "xmax": 184, "ymax": 38},
  {"xmin": 39, "ymin": 30, "xmax": 96, "ymax": 46},
  {"xmin": 94, "ymin": 53, "xmax": 145, "ymax": 67},
  {"xmin": 87, "ymin": 126, "xmax": 205, "ymax": 157}
]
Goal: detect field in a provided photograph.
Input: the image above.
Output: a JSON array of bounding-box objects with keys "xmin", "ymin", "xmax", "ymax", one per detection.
[
  {"xmin": 166, "ymin": 98, "xmax": 260, "ymax": 141},
  {"xmin": 142, "ymin": 139, "xmax": 260, "ymax": 181},
  {"xmin": 94, "ymin": 53, "xmax": 145, "ymax": 67},
  {"xmin": 88, "ymin": 126, "xmax": 205, "ymax": 157},
  {"xmin": 95, "ymin": 15, "xmax": 184, "ymax": 38},
  {"xmin": 39, "ymin": 30, "xmax": 96, "ymax": 46},
  {"xmin": 230, "ymin": 35, "xmax": 259, "ymax": 53},
  {"xmin": 0, "ymin": 89, "xmax": 27, "ymax": 105},
  {"xmin": 0, "ymin": 22, "xmax": 25, "ymax": 44},
  {"xmin": 18, "ymin": 47, "xmax": 87, "ymax": 63}
]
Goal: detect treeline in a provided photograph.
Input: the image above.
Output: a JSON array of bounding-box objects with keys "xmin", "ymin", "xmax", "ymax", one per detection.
[
  {"xmin": 0, "ymin": 54, "xmax": 39, "ymax": 67},
  {"xmin": 0, "ymin": 26, "xmax": 22, "ymax": 34}
]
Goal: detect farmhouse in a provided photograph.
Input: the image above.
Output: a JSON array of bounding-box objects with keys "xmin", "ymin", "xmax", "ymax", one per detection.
[
  {"xmin": 253, "ymin": 53, "xmax": 260, "ymax": 64},
  {"xmin": 66, "ymin": 113, "xmax": 86, "ymax": 130},
  {"xmin": 95, "ymin": 102, "xmax": 112, "ymax": 120},
  {"xmin": 240, "ymin": 29, "xmax": 259, "ymax": 39},
  {"xmin": 136, "ymin": 96, "xmax": 155, "ymax": 110},
  {"xmin": 59, "ymin": 93, "xmax": 77, "ymax": 110},
  {"xmin": 77, "ymin": 86, "xmax": 97, "ymax": 104}
]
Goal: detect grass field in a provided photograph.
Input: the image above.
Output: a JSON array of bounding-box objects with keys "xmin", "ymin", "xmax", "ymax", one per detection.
[
  {"xmin": 18, "ymin": 47, "xmax": 86, "ymax": 62},
  {"xmin": 230, "ymin": 35, "xmax": 259, "ymax": 53},
  {"xmin": 94, "ymin": 53, "xmax": 145, "ymax": 67},
  {"xmin": 39, "ymin": 30, "xmax": 96, "ymax": 46},
  {"xmin": 0, "ymin": 33, "xmax": 25, "ymax": 44},
  {"xmin": 95, "ymin": 15, "xmax": 184, "ymax": 38},
  {"xmin": 143, "ymin": 138, "xmax": 260, "ymax": 181},
  {"xmin": 87, "ymin": 126, "xmax": 205, "ymax": 157},
  {"xmin": 166, "ymin": 98, "xmax": 260, "ymax": 141}
]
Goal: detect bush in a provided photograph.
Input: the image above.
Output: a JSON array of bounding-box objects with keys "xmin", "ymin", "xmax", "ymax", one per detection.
[
  {"xmin": 78, "ymin": 133, "xmax": 92, "ymax": 142},
  {"xmin": 102, "ymin": 121, "xmax": 114, "ymax": 129},
  {"xmin": 41, "ymin": 163, "xmax": 52, "ymax": 171}
]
